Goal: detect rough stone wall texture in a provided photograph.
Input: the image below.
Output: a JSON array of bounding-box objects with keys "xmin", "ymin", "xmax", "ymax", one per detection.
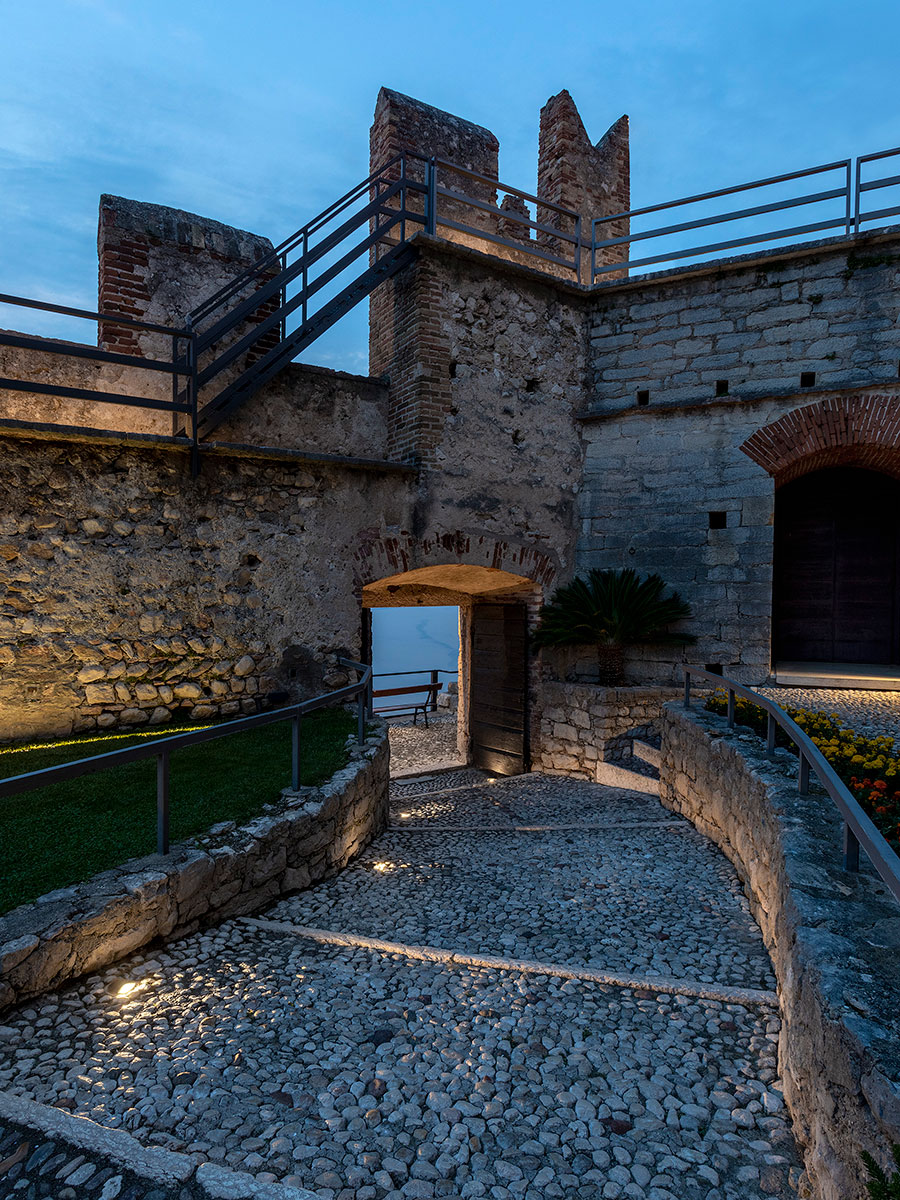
[
  {"xmin": 537, "ymin": 90, "xmax": 629, "ymax": 278},
  {"xmin": 577, "ymin": 385, "xmax": 900, "ymax": 684},
  {"xmin": 0, "ymin": 724, "xmax": 389, "ymax": 1014},
  {"xmin": 659, "ymin": 703, "xmax": 900, "ymax": 1200},
  {"xmin": 97, "ymin": 195, "xmax": 276, "ymax": 361},
  {"xmin": 588, "ymin": 234, "xmax": 900, "ymax": 412},
  {"xmin": 536, "ymin": 680, "xmax": 680, "ymax": 775},
  {"xmin": 0, "ymin": 433, "xmax": 413, "ymax": 740}
]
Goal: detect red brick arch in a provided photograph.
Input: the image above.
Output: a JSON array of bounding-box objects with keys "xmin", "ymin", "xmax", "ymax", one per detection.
[
  {"xmin": 351, "ymin": 529, "xmax": 559, "ymax": 598},
  {"xmin": 740, "ymin": 392, "xmax": 900, "ymax": 486}
]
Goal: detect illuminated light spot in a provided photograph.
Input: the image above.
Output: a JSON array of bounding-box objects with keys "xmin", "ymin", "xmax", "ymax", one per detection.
[
  {"xmin": 399, "ymin": 811, "xmax": 411, "ymax": 819},
  {"xmin": 373, "ymin": 861, "xmax": 391, "ymax": 872},
  {"xmin": 116, "ymin": 978, "xmax": 152, "ymax": 998}
]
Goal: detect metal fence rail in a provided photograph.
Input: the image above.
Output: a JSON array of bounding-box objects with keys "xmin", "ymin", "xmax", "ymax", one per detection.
[
  {"xmin": 0, "ymin": 657, "xmax": 373, "ymax": 857},
  {"xmin": 4, "ymin": 143, "xmax": 900, "ymax": 462},
  {"xmin": 683, "ymin": 666, "xmax": 900, "ymax": 904},
  {"xmin": 372, "ymin": 667, "xmax": 458, "ymax": 723}
]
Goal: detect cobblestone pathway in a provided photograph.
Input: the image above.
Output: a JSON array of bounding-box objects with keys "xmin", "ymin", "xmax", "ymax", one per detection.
[
  {"xmin": 0, "ymin": 768, "xmax": 803, "ymax": 1200},
  {"xmin": 757, "ymin": 685, "xmax": 900, "ymax": 742}
]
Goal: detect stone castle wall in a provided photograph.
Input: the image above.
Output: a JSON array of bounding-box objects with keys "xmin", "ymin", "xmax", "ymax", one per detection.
[
  {"xmin": 660, "ymin": 703, "xmax": 900, "ymax": 1200},
  {"xmin": 0, "ymin": 432, "xmax": 413, "ymax": 740}
]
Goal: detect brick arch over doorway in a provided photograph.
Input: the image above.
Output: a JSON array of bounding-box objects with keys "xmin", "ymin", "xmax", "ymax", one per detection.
[
  {"xmin": 351, "ymin": 530, "xmax": 558, "ymax": 599},
  {"xmin": 739, "ymin": 392, "xmax": 900, "ymax": 486}
]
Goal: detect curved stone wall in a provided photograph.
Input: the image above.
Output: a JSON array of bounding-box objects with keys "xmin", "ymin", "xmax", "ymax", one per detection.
[
  {"xmin": 659, "ymin": 703, "xmax": 900, "ymax": 1200},
  {"xmin": 0, "ymin": 722, "xmax": 389, "ymax": 1014}
]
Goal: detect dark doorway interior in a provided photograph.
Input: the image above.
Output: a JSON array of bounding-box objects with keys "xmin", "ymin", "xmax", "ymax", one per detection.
[
  {"xmin": 774, "ymin": 467, "xmax": 900, "ymax": 665},
  {"xmin": 470, "ymin": 602, "xmax": 529, "ymax": 775}
]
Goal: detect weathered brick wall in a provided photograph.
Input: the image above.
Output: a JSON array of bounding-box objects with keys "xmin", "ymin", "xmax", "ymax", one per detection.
[
  {"xmin": 589, "ymin": 234, "xmax": 900, "ymax": 411},
  {"xmin": 660, "ymin": 704, "xmax": 900, "ymax": 1200},
  {"xmin": 538, "ymin": 90, "xmax": 629, "ymax": 277},
  {"xmin": 0, "ymin": 432, "xmax": 413, "ymax": 740},
  {"xmin": 98, "ymin": 195, "xmax": 276, "ymax": 360}
]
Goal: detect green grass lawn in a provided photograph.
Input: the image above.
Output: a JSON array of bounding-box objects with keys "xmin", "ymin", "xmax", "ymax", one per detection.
[{"xmin": 0, "ymin": 707, "xmax": 356, "ymax": 916}]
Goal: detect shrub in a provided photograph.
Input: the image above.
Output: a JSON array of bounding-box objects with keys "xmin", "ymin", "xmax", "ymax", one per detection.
[
  {"xmin": 705, "ymin": 691, "xmax": 900, "ymax": 850},
  {"xmin": 862, "ymin": 1145, "xmax": 900, "ymax": 1199}
]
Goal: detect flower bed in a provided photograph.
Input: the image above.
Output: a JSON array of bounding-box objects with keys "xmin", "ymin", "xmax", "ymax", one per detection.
[{"xmin": 705, "ymin": 691, "xmax": 900, "ymax": 850}]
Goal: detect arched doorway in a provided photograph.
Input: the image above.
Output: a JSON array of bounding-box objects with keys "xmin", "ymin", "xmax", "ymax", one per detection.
[
  {"xmin": 773, "ymin": 467, "xmax": 900, "ymax": 665},
  {"xmin": 362, "ymin": 564, "xmax": 537, "ymax": 775}
]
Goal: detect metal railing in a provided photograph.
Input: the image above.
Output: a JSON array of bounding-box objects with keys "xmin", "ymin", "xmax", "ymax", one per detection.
[
  {"xmin": 593, "ymin": 146, "xmax": 900, "ymax": 281},
  {"xmin": 3, "ymin": 144, "xmax": 900, "ymax": 458},
  {"xmin": 683, "ymin": 666, "xmax": 900, "ymax": 904},
  {"xmin": 372, "ymin": 667, "xmax": 458, "ymax": 723},
  {"xmin": 0, "ymin": 657, "xmax": 373, "ymax": 857}
]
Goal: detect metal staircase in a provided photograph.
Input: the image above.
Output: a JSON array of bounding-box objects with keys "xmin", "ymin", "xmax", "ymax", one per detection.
[{"xmin": 183, "ymin": 153, "xmax": 434, "ymax": 441}]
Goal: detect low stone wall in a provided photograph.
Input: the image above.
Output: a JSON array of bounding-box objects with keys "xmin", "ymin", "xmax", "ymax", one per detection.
[
  {"xmin": 537, "ymin": 680, "xmax": 680, "ymax": 776},
  {"xmin": 0, "ymin": 722, "xmax": 389, "ymax": 1014},
  {"xmin": 659, "ymin": 704, "xmax": 900, "ymax": 1200}
]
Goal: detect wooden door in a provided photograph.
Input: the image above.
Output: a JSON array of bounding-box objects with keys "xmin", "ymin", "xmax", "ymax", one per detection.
[
  {"xmin": 773, "ymin": 467, "xmax": 900, "ymax": 664},
  {"xmin": 470, "ymin": 603, "xmax": 529, "ymax": 775}
]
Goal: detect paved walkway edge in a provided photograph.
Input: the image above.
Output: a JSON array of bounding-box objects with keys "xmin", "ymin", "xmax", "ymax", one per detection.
[
  {"xmin": 388, "ymin": 819, "xmax": 690, "ymax": 832},
  {"xmin": 243, "ymin": 918, "xmax": 780, "ymax": 1006},
  {"xmin": 0, "ymin": 1091, "xmax": 321, "ymax": 1199}
]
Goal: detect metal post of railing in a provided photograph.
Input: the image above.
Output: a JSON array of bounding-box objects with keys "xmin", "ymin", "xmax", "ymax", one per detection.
[
  {"xmin": 683, "ymin": 670, "xmax": 691, "ymax": 709},
  {"xmin": 574, "ymin": 214, "xmax": 582, "ymax": 285},
  {"xmin": 301, "ymin": 232, "xmax": 308, "ymax": 328},
  {"xmin": 400, "ymin": 156, "xmax": 406, "ymax": 245},
  {"xmin": 188, "ymin": 326, "xmax": 199, "ymax": 479},
  {"xmin": 854, "ymin": 156, "xmax": 863, "ymax": 234},
  {"xmin": 766, "ymin": 711, "xmax": 777, "ymax": 756},
  {"xmin": 845, "ymin": 161, "xmax": 853, "ymax": 237},
  {"xmin": 366, "ymin": 669, "xmax": 374, "ymax": 719},
  {"xmin": 425, "ymin": 159, "xmax": 437, "ymax": 237},
  {"xmin": 727, "ymin": 688, "xmax": 735, "ymax": 728},
  {"xmin": 843, "ymin": 822, "xmax": 861, "ymax": 872},
  {"xmin": 157, "ymin": 750, "xmax": 170, "ymax": 855},
  {"xmin": 291, "ymin": 713, "xmax": 301, "ymax": 790},
  {"xmin": 171, "ymin": 334, "xmax": 179, "ymax": 436},
  {"xmin": 798, "ymin": 751, "xmax": 810, "ymax": 795},
  {"xmin": 357, "ymin": 690, "xmax": 366, "ymax": 746},
  {"xmin": 279, "ymin": 253, "xmax": 287, "ymax": 342},
  {"xmin": 430, "ymin": 669, "xmax": 439, "ymax": 714}
]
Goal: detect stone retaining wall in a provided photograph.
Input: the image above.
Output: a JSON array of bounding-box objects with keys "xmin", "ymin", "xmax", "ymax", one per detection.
[
  {"xmin": 537, "ymin": 680, "xmax": 679, "ymax": 776},
  {"xmin": 659, "ymin": 703, "xmax": 900, "ymax": 1200},
  {"xmin": 0, "ymin": 722, "xmax": 389, "ymax": 1015}
]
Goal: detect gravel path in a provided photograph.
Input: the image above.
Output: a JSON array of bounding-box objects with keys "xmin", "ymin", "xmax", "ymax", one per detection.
[
  {"xmin": 756, "ymin": 686, "xmax": 900, "ymax": 743},
  {"xmin": 0, "ymin": 772, "xmax": 802, "ymax": 1200}
]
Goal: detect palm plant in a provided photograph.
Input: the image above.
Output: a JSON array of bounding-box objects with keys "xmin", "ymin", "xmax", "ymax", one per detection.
[
  {"xmin": 863, "ymin": 1147, "xmax": 900, "ymax": 1199},
  {"xmin": 532, "ymin": 568, "xmax": 695, "ymax": 686}
]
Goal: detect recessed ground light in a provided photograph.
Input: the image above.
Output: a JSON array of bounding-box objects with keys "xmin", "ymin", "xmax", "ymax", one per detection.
[
  {"xmin": 637, "ymin": 389, "xmax": 650, "ymax": 406},
  {"xmin": 800, "ymin": 371, "xmax": 816, "ymax": 388},
  {"xmin": 709, "ymin": 511, "xmax": 727, "ymax": 529},
  {"xmin": 715, "ymin": 379, "xmax": 729, "ymax": 396}
]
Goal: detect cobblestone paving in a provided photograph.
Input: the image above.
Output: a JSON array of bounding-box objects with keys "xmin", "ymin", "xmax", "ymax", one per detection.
[
  {"xmin": 388, "ymin": 718, "xmax": 462, "ymax": 777},
  {"xmin": 0, "ymin": 1116, "xmax": 191, "ymax": 1199},
  {"xmin": 756, "ymin": 686, "xmax": 900, "ymax": 743},
  {"xmin": 0, "ymin": 771, "xmax": 801, "ymax": 1199}
]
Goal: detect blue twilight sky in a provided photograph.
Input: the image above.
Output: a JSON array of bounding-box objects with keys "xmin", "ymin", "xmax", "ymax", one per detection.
[
  {"xmin": 2, "ymin": 0, "xmax": 899, "ymax": 367},
  {"xmin": 1, "ymin": 0, "xmax": 897, "ymax": 673}
]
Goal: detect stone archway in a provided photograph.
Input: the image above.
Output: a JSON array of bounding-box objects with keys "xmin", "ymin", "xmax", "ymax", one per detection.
[{"xmin": 362, "ymin": 560, "xmax": 543, "ymax": 776}]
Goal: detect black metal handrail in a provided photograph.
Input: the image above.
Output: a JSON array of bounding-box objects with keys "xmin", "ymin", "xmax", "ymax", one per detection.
[
  {"xmin": 0, "ymin": 657, "xmax": 373, "ymax": 856},
  {"xmin": 683, "ymin": 666, "xmax": 900, "ymax": 903}
]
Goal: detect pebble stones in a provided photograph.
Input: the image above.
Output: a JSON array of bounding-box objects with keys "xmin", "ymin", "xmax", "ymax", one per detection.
[{"xmin": 0, "ymin": 772, "xmax": 803, "ymax": 1199}]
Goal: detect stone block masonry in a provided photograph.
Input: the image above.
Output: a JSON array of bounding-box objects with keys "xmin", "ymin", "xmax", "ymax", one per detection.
[
  {"xmin": 588, "ymin": 233, "xmax": 900, "ymax": 412},
  {"xmin": 0, "ymin": 723, "xmax": 388, "ymax": 1013},
  {"xmin": 660, "ymin": 703, "xmax": 900, "ymax": 1200}
]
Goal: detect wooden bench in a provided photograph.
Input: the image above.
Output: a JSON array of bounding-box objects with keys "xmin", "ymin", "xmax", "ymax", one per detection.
[{"xmin": 372, "ymin": 682, "xmax": 441, "ymax": 726}]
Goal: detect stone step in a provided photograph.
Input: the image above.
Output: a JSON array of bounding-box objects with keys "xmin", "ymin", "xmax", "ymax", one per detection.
[
  {"xmin": 632, "ymin": 738, "xmax": 662, "ymax": 769},
  {"xmin": 595, "ymin": 759, "xmax": 660, "ymax": 795}
]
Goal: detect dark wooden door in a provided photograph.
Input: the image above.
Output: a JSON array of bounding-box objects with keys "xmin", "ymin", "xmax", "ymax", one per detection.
[
  {"xmin": 773, "ymin": 467, "xmax": 900, "ymax": 664},
  {"xmin": 470, "ymin": 602, "xmax": 529, "ymax": 775}
]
